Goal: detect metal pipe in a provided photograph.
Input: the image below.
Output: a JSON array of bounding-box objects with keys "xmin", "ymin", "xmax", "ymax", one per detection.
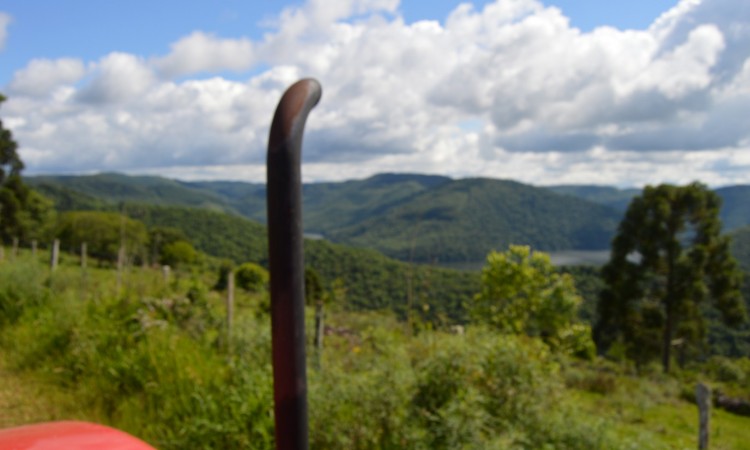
[{"xmin": 266, "ymin": 78, "xmax": 321, "ymax": 450}]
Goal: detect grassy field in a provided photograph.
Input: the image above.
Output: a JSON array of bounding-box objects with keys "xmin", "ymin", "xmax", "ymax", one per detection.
[{"xmin": 1, "ymin": 250, "xmax": 749, "ymax": 449}]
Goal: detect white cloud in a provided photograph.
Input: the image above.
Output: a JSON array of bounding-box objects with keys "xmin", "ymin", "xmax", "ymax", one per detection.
[
  {"xmin": 0, "ymin": 12, "xmax": 10, "ymax": 51},
  {"xmin": 77, "ymin": 53, "xmax": 156, "ymax": 103},
  {"xmin": 154, "ymin": 32, "xmax": 255, "ymax": 78},
  {"xmin": 8, "ymin": 58, "xmax": 86, "ymax": 97},
  {"xmin": 6, "ymin": 0, "xmax": 750, "ymax": 187}
]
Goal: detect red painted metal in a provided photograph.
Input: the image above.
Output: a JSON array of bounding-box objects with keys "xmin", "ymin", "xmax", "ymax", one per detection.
[{"xmin": 0, "ymin": 421, "xmax": 156, "ymax": 450}]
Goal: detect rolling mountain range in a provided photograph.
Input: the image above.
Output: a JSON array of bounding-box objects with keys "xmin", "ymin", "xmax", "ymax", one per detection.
[{"xmin": 28, "ymin": 172, "xmax": 750, "ymax": 264}]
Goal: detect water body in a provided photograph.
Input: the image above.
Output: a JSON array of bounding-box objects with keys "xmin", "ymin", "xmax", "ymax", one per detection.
[{"xmin": 438, "ymin": 250, "xmax": 611, "ymax": 271}]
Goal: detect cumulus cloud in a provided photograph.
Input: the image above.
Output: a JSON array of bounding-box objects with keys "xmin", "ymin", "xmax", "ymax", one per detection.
[
  {"xmin": 154, "ymin": 32, "xmax": 255, "ymax": 78},
  {"xmin": 5, "ymin": 0, "xmax": 750, "ymax": 187},
  {"xmin": 77, "ymin": 53, "xmax": 156, "ymax": 103},
  {"xmin": 8, "ymin": 58, "xmax": 86, "ymax": 97},
  {"xmin": 0, "ymin": 12, "xmax": 10, "ymax": 50}
]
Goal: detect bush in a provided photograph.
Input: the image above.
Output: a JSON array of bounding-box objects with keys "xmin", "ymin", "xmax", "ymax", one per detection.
[
  {"xmin": 707, "ymin": 356, "xmax": 747, "ymax": 383},
  {"xmin": 235, "ymin": 262, "xmax": 268, "ymax": 293},
  {"xmin": 0, "ymin": 259, "xmax": 49, "ymax": 327},
  {"xmin": 160, "ymin": 240, "xmax": 198, "ymax": 268}
]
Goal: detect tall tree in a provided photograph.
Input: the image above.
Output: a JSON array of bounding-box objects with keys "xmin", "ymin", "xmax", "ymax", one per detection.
[
  {"xmin": 0, "ymin": 93, "xmax": 46, "ymax": 244},
  {"xmin": 596, "ymin": 183, "xmax": 745, "ymax": 373},
  {"xmin": 0, "ymin": 94, "xmax": 24, "ymax": 184}
]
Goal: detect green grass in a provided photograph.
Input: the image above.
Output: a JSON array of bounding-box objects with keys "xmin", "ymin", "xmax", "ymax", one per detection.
[
  {"xmin": 565, "ymin": 365, "xmax": 750, "ymax": 450},
  {"xmin": 1, "ymin": 252, "xmax": 749, "ymax": 449}
]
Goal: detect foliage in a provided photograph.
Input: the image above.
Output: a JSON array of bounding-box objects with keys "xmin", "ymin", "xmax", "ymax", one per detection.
[
  {"xmin": 731, "ymin": 226, "xmax": 750, "ymax": 272},
  {"xmin": 159, "ymin": 240, "xmax": 199, "ymax": 268},
  {"xmin": 559, "ymin": 265, "xmax": 605, "ymax": 324},
  {"xmin": 330, "ymin": 177, "xmax": 620, "ymax": 262},
  {"xmin": 124, "ymin": 203, "xmax": 268, "ymax": 264},
  {"xmin": 471, "ymin": 245, "xmax": 594, "ymax": 356},
  {"xmin": 114, "ymin": 202, "xmax": 479, "ymax": 323},
  {"xmin": 4, "ymin": 252, "xmax": 750, "ymax": 449},
  {"xmin": 0, "ymin": 258, "xmax": 50, "ymax": 327},
  {"xmin": 29, "ymin": 173, "xmax": 625, "ymax": 263},
  {"xmin": 0, "ymin": 94, "xmax": 56, "ymax": 244},
  {"xmin": 25, "ymin": 172, "xmax": 750, "ymax": 266},
  {"xmin": 596, "ymin": 182, "xmax": 746, "ymax": 373},
  {"xmin": 147, "ymin": 226, "xmax": 188, "ymax": 265},
  {"xmin": 27, "ymin": 172, "xmax": 234, "ymax": 213},
  {"xmin": 304, "ymin": 267, "xmax": 324, "ymax": 306},
  {"xmin": 56, "ymin": 211, "xmax": 148, "ymax": 262},
  {"xmin": 547, "ymin": 185, "xmax": 640, "ymax": 213},
  {"xmin": 29, "ymin": 182, "xmax": 110, "ymax": 212},
  {"xmin": 305, "ymin": 239, "xmax": 480, "ymax": 324},
  {"xmin": 235, "ymin": 262, "xmax": 268, "ymax": 293}
]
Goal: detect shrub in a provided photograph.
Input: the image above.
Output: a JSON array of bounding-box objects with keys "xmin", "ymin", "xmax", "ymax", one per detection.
[
  {"xmin": 0, "ymin": 259, "xmax": 49, "ymax": 327},
  {"xmin": 235, "ymin": 262, "xmax": 268, "ymax": 292},
  {"xmin": 707, "ymin": 356, "xmax": 746, "ymax": 383}
]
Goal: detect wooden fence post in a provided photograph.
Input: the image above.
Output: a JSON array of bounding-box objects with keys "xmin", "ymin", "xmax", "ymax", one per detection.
[
  {"xmin": 314, "ymin": 302, "xmax": 324, "ymax": 369},
  {"xmin": 31, "ymin": 240, "xmax": 37, "ymax": 257},
  {"xmin": 50, "ymin": 239, "xmax": 60, "ymax": 271},
  {"xmin": 162, "ymin": 265, "xmax": 171, "ymax": 285},
  {"xmin": 81, "ymin": 243, "xmax": 87, "ymax": 269},
  {"xmin": 116, "ymin": 245, "xmax": 125, "ymax": 292},
  {"xmin": 696, "ymin": 382, "xmax": 711, "ymax": 450},
  {"xmin": 12, "ymin": 237, "xmax": 18, "ymax": 259}
]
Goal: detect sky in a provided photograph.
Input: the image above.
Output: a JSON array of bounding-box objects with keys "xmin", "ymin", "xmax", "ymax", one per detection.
[{"xmin": 1, "ymin": 0, "xmax": 749, "ymax": 188}]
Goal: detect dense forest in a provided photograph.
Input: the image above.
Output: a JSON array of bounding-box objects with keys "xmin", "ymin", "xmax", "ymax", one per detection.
[{"xmin": 28, "ymin": 172, "xmax": 750, "ymax": 263}]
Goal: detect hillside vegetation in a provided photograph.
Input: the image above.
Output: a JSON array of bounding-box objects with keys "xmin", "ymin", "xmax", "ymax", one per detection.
[
  {"xmin": 549, "ymin": 183, "xmax": 750, "ymax": 232},
  {"xmin": 31, "ymin": 173, "xmax": 623, "ymax": 263},
  {"xmin": 731, "ymin": 226, "xmax": 750, "ymax": 272},
  {"xmin": 120, "ymin": 202, "xmax": 479, "ymax": 322},
  {"xmin": 2, "ymin": 249, "xmax": 750, "ymax": 449},
  {"xmin": 329, "ymin": 177, "xmax": 621, "ymax": 262}
]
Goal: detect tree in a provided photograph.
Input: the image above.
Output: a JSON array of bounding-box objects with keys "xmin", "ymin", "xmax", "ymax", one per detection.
[
  {"xmin": 160, "ymin": 240, "xmax": 199, "ymax": 269},
  {"xmin": 0, "ymin": 94, "xmax": 24, "ymax": 184},
  {"xmin": 471, "ymin": 245, "xmax": 594, "ymax": 356},
  {"xmin": 596, "ymin": 183, "xmax": 745, "ymax": 373},
  {"xmin": 148, "ymin": 226, "xmax": 189, "ymax": 265},
  {"xmin": 235, "ymin": 262, "xmax": 269, "ymax": 293},
  {"xmin": 0, "ymin": 93, "xmax": 55, "ymax": 244},
  {"xmin": 56, "ymin": 211, "xmax": 148, "ymax": 263}
]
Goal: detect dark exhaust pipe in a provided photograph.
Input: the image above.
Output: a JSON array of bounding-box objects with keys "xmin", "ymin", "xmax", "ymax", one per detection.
[{"xmin": 266, "ymin": 78, "xmax": 321, "ymax": 450}]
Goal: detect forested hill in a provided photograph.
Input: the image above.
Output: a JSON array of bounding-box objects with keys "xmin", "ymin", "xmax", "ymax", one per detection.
[
  {"xmin": 29, "ymin": 173, "xmax": 238, "ymax": 213},
  {"xmin": 548, "ymin": 183, "xmax": 750, "ymax": 232},
  {"xmin": 715, "ymin": 185, "xmax": 750, "ymax": 231},
  {"xmin": 325, "ymin": 178, "xmax": 621, "ymax": 262},
  {"xmin": 121, "ymin": 202, "xmax": 479, "ymax": 322},
  {"xmin": 28, "ymin": 172, "xmax": 750, "ymax": 263},
  {"xmin": 29, "ymin": 172, "xmax": 619, "ymax": 262},
  {"xmin": 547, "ymin": 185, "xmax": 640, "ymax": 213}
]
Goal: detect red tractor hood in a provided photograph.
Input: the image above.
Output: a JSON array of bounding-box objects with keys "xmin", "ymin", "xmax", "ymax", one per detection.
[{"xmin": 0, "ymin": 421, "xmax": 156, "ymax": 449}]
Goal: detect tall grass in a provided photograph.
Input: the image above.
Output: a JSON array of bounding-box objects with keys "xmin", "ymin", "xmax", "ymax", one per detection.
[{"xmin": 0, "ymin": 256, "xmax": 653, "ymax": 449}]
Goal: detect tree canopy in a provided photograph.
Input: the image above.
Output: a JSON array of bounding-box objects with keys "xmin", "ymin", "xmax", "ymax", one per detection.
[
  {"xmin": 0, "ymin": 93, "xmax": 55, "ymax": 244},
  {"xmin": 596, "ymin": 182, "xmax": 745, "ymax": 372},
  {"xmin": 471, "ymin": 245, "xmax": 594, "ymax": 356},
  {"xmin": 56, "ymin": 211, "xmax": 148, "ymax": 263}
]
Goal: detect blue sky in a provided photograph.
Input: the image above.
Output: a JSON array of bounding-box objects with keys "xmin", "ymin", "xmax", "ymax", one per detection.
[
  {"xmin": 0, "ymin": 0, "xmax": 680, "ymax": 84},
  {"xmin": 1, "ymin": 0, "xmax": 749, "ymax": 187}
]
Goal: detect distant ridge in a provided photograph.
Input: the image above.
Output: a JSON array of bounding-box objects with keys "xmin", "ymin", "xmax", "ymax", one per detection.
[
  {"xmin": 551, "ymin": 183, "xmax": 750, "ymax": 232},
  {"xmin": 28, "ymin": 172, "xmax": 750, "ymax": 263}
]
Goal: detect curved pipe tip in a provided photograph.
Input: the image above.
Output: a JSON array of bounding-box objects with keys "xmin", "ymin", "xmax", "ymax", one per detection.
[{"xmin": 268, "ymin": 78, "xmax": 322, "ymax": 154}]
